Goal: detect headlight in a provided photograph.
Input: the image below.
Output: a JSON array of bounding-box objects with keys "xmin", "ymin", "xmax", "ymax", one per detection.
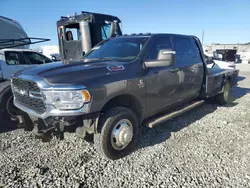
[{"xmin": 42, "ymin": 90, "xmax": 91, "ymax": 110}]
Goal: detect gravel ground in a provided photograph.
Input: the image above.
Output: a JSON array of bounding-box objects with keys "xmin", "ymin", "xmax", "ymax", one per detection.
[{"xmin": 1, "ymin": 64, "xmax": 250, "ymax": 188}]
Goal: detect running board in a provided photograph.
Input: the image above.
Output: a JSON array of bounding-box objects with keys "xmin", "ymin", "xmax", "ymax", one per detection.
[{"xmin": 145, "ymin": 100, "xmax": 205, "ymax": 128}]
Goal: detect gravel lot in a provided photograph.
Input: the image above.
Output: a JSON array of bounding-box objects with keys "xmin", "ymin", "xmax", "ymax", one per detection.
[{"xmin": 1, "ymin": 64, "xmax": 250, "ymax": 188}]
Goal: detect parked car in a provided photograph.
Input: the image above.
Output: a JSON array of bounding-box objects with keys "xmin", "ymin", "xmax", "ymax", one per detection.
[
  {"xmin": 11, "ymin": 33, "xmax": 239, "ymax": 160},
  {"xmin": 0, "ymin": 48, "xmax": 53, "ymax": 122}
]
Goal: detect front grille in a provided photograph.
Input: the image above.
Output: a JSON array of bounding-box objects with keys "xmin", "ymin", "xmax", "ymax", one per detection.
[
  {"xmin": 12, "ymin": 78, "xmax": 46, "ymax": 114},
  {"xmin": 12, "ymin": 78, "xmax": 40, "ymax": 92}
]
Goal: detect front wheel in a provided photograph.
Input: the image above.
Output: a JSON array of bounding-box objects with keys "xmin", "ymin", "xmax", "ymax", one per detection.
[{"xmin": 94, "ymin": 107, "xmax": 138, "ymax": 160}]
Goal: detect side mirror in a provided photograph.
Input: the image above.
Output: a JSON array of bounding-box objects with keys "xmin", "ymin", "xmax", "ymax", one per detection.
[
  {"xmin": 144, "ymin": 49, "xmax": 176, "ymax": 68},
  {"xmin": 51, "ymin": 56, "xmax": 56, "ymax": 61},
  {"xmin": 82, "ymin": 51, "xmax": 86, "ymax": 57},
  {"xmin": 205, "ymin": 56, "xmax": 214, "ymax": 65}
]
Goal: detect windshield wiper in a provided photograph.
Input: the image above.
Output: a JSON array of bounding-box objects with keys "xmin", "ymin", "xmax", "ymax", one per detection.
[
  {"xmin": 84, "ymin": 57, "xmax": 118, "ymax": 62},
  {"xmin": 99, "ymin": 57, "xmax": 115, "ymax": 61}
]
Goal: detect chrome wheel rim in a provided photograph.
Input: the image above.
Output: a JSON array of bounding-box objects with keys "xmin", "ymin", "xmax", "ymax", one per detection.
[{"xmin": 111, "ymin": 119, "xmax": 133, "ymax": 150}]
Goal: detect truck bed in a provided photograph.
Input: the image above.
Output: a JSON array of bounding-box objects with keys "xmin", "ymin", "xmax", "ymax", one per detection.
[{"xmin": 205, "ymin": 68, "xmax": 239, "ymax": 98}]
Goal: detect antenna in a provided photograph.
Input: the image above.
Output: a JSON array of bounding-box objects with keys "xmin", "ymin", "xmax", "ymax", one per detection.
[
  {"xmin": 121, "ymin": 14, "xmax": 123, "ymax": 33},
  {"xmin": 201, "ymin": 30, "xmax": 204, "ymax": 45}
]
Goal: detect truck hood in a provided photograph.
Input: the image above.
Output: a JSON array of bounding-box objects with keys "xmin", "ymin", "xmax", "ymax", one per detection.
[{"xmin": 15, "ymin": 60, "xmax": 128, "ymax": 85}]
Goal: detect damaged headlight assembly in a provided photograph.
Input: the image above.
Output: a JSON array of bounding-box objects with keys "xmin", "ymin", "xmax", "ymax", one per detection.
[{"xmin": 42, "ymin": 90, "xmax": 91, "ymax": 110}]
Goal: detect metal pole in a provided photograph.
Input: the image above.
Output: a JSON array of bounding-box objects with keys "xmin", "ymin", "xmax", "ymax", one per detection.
[{"xmin": 201, "ymin": 30, "xmax": 204, "ymax": 45}]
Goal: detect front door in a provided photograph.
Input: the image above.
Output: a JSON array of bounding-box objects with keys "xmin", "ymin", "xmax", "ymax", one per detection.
[
  {"xmin": 60, "ymin": 23, "xmax": 83, "ymax": 61},
  {"xmin": 145, "ymin": 37, "xmax": 182, "ymax": 116}
]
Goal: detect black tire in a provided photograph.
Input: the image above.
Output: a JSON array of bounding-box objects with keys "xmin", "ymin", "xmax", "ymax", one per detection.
[
  {"xmin": 214, "ymin": 80, "xmax": 231, "ymax": 105},
  {"xmin": 0, "ymin": 82, "xmax": 12, "ymax": 123},
  {"xmin": 94, "ymin": 106, "xmax": 138, "ymax": 160},
  {"xmin": 0, "ymin": 82, "xmax": 20, "ymax": 123}
]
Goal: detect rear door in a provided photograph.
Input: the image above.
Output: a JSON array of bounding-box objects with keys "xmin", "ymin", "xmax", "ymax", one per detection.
[
  {"xmin": 145, "ymin": 37, "xmax": 182, "ymax": 116},
  {"xmin": 171, "ymin": 36, "xmax": 203, "ymax": 100}
]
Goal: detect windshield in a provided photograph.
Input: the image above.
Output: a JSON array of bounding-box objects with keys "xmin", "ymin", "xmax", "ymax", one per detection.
[{"xmin": 83, "ymin": 37, "xmax": 149, "ymax": 62}]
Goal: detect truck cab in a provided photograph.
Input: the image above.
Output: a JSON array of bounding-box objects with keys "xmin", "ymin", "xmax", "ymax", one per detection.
[{"xmin": 57, "ymin": 11, "xmax": 122, "ymax": 61}]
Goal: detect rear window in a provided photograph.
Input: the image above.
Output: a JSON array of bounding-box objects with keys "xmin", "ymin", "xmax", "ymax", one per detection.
[{"xmin": 172, "ymin": 37, "xmax": 196, "ymax": 59}]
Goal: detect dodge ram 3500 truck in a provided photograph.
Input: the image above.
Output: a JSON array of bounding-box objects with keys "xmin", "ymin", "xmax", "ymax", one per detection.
[{"xmin": 11, "ymin": 33, "xmax": 239, "ymax": 159}]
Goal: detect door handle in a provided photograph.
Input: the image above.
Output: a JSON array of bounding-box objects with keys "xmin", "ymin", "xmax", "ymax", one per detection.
[{"xmin": 170, "ymin": 68, "xmax": 180, "ymax": 73}]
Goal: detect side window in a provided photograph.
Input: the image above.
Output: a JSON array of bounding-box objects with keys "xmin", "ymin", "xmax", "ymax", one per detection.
[
  {"xmin": 172, "ymin": 37, "xmax": 196, "ymax": 59},
  {"xmin": 65, "ymin": 23, "xmax": 81, "ymax": 41},
  {"xmin": 146, "ymin": 37, "xmax": 172, "ymax": 60},
  {"xmin": 23, "ymin": 52, "xmax": 52, "ymax": 64},
  {"xmin": 5, "ymin": 52, "xmax": 28, "ymax": 65},
  {"xmin": 101, "ymin": 24, "xmax": 111, "ymax": 40}
]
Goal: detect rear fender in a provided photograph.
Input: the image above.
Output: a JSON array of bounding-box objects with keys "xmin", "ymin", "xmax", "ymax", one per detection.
[{"xmin": 204, "ymin": 69, "xmax": 238, "ymax": 98}]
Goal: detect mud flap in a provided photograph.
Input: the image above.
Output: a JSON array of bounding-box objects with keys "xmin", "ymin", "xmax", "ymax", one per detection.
[
  {"xmin": 76, "ymin": 113, "xmax": 100, "ymax": 139},
  {"xmin": 16, "ymin": 113, "xmax": 34, "ymax": 131}
]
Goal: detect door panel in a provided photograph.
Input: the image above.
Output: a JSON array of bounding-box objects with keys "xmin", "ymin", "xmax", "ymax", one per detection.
[
  {"xmin": 63, "ymin": 40, "xmax": 83, "ymax": 60},
  {"xmin": 144, "ymin": 37, "xmax": 181, "ymax": 116},
  {"xmin": 171, "ymin": 37, "xmax": 203, "ymax": 99},
  {"xmin": 146, "ymin": 66, "xmax": 181, "ymax": 115}
]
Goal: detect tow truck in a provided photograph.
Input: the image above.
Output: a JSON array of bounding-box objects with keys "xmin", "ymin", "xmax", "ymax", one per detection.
[{"xmin": 57, "ymin": 11, "xmax": 122, "ymax": 61}]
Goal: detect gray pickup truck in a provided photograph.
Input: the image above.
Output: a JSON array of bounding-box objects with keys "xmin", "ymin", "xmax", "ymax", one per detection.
[{"xmin": 11, "ymin": 33, "xmax": 239, "ymax": 159}]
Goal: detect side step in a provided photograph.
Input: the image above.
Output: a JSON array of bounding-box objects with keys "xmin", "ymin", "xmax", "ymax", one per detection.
[{"xmin": 145, "ymin": 100, "xmax": 205, "ymax": 128}]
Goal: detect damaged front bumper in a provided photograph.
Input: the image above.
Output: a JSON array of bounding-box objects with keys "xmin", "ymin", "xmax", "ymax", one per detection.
[{"xmin": 17, "ymin": 111, "xmax": 100, "ymax": 142}]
